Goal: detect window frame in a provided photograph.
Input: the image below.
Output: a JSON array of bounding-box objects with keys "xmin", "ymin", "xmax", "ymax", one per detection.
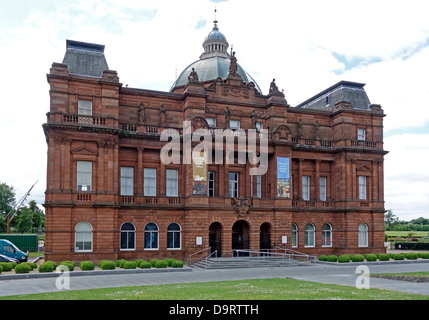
[
  {"xmin": 144, "ymin": 222, "xmax": 159, "ymax": 250},
  {"xmin": 166, "ymin": 169, "xmax": 179, "ymax": 197},
  {"xmin": 77, "ymin": 161, "xmax": 92, "ymax": 192},
  {"xmin": 120, "ymin": 167, "xmax": 134, "ymax": 196},
  {"xmin": 291, "ymin": 223, "xmax": 298, "ymax": 248},
  {"xmin": 359, "ymin": 176, "xmax": 367, "ymax": 200},
  {"xmin": 208, "ymin": 171, "xmax": 215, "ymax": 197},
  {"xmin": 144, "ymin": 168, "xmax": 157, "ymax": 197},
  {"xmin": 167, "ymin": 223, "xmax": 181, "ymax": 250},
  {"xmin": 304, "ymin": 223, "xmax": 315, "ymax": 248},
  {"xmin": 319, "ymin": 176, "xmax": 327, "ymax": 201},
  {"xmin": 120, "ymin": 222, "xmax": 136, "ymax": 251},
  {"xmin": 358, "ymin": 223, "xmax": 369, "ymax": 247},
  {"xmin": 357, "ymin": 128, "xmax": 366, "ymax": 141},
  {"xmin": 302, "ymin": 176, "xmax": 310, "ymax": 201},
  {"xmin": 229, "ymin": 172, "xmax": 239, "ymax": 198},
  {"xmin": 321, "ymin": 223, "xmax": 332, "ymax": 247},
  {"xmin": 75, "ymin": 221, "xmax": 93, "ymax": 252}
]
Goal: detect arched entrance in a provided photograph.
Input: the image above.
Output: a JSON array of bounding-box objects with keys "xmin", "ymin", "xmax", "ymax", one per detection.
[
  {"xmin": 209, "ymin": 222, "xmax": 222, "ymax": 257},
  {"xmin": 232, "ymin": 220, "xmax": 250, "ymax": 256},
  {"xmin": 260, "ymin": 222, "xmax": 271, "ymax": 252}
]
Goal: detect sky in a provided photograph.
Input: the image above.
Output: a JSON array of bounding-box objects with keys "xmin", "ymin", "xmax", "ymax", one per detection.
[{"xmin": 0, "ymin": 0, "xmax": 428, "ymax": 221}]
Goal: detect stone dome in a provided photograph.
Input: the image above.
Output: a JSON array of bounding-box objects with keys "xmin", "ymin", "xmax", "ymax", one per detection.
[{"xmin": 170, "ymin": 19, "xmax": 261, "ymax": 93}]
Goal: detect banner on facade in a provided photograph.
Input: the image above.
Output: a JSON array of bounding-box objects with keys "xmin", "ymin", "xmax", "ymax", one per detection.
[
  {"xmin": 277, "ymin": 157, "xmax": 291, "ymax": 198},
  {"xmin": 192, "ymin": 151, "xmax": 208, "ymax": 195}
]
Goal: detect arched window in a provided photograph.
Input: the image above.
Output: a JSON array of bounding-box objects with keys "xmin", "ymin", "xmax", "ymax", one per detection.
[
  {"xmin": 304, "ymin": 223, "xmax": 315, "ymax": 247},
  {"xmin": 75, "ymin": 222, "xmax": 92, "ymax": 252},
  {"xmin": 167, "ymin": 223, "xmax": 181, "ymax": 249},
  {"xmin": 144, "ymin": 223, "xmax": 158, "ymax": 249},
  {"xmin": 120, "ymin": 222, "xmax": 135, "ymax": 250},
  {"xmin": 358, "ymin": 223, "xmax": 368, "ymax": 247},
  {"xmin": 291, "ymin": 223, "xmax": 298, "ymax": 248},
  {"xmin": 322, "ymin": 223, "xmax": 332, "ymax": 247}
]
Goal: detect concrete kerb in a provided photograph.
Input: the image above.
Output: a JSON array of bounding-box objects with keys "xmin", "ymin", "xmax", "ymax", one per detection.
[
  {"xmin": 0, "ymin": 267, "xmax": 193, "ymax": 281},
  {"xmin": 313, "ymin": 259, "xmax": 429, "ymax": 266}
]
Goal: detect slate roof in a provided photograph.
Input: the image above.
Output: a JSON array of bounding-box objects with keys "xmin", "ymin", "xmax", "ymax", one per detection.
[
  {"xmin": 62, "ymin": 40, "xmax": 109, "ymax": 78},
  {"xmin": 296, "ymin": 81, "xmax": 371, "ymax": 111}
]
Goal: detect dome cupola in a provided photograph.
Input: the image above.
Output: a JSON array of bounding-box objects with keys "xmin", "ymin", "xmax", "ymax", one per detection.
[{"xmin": 200, "ymin": 18, "xmax": 230, "ymax": 60}]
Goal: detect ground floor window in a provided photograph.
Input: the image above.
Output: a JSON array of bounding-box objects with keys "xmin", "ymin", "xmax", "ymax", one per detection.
[
  {"xmin": 291, "ymin": 223, "xmax": 298, "ymax": 248},
  {"xmin": 304, "ymin": 223, "xmax": 315, "ymax": 247},
  {"xmin": 144, "ymin": 222, "xmax": 159, "ymax": 249},
  {"xmin": 322, "ymin": 223, "xmax": 332, "ymax": 247},
  {"xmin": 75, "ymin": 221, "xmax": 92, "ymax": 252},
  {"xmin": 358, "ymin": 223, "xmax": 368, "ymax": 247},
  {"xmin": 120, "ymin": 222, "xmax": 135, "ymax": 250},
  {"xmin": 167, "ymin": 223, "xmax": 181, "ymax": 249}
]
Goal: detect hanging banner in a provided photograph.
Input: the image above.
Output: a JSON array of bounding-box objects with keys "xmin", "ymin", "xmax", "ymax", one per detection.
[
  {"xmin": 277, "ymin": 157, "xmax": 291, "ymax": 198},
  {"xmin": 192, "ymin": 151, "xmax": 208, "ymax": 195}
]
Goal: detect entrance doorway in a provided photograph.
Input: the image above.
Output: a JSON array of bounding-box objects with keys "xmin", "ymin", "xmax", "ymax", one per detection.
[
  {"xmin": 260, "ymin": 222, "xmax": 271, "ymax": 253},
  {"xmin": 232, "ymin": 220, "xmax": 250, "ymax": 256},
  {"xmin": 209, "ymin": 222, "xmax": 222, "ymax": 257}
]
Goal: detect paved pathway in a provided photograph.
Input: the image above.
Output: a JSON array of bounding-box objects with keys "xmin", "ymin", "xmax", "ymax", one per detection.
[{"xmin": 0, "ymin": 261, "xmax": 428, "ymax": 297}]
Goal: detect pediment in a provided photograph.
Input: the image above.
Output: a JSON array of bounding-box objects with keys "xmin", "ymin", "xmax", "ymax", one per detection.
[{"xmin": 71, "ymin": 145, "xmax": 99, "ymax": 156}]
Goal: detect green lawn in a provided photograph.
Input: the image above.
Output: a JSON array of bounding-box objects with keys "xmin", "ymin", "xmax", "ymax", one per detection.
[
  {"xmin": 372, "ymin": 272, "xmax": 429, "ymax": 278},
  {"xmin": 1, "ymin": 278, "xmax": 428, "ymax": 300}
]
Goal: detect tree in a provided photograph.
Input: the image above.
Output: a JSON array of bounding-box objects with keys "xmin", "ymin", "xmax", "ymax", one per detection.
[
  {"xmin": 384, "ymin": 209, "xmax": 399, "ymax": 231},
  {"xmin": 410, "ymin": 217, "xmax": 429, "ymax": 226},
  {"xmin": 0, "ymin": 182, "xmax": 16, "ymax": 233},
  {"xmin": 16, "ymin": 207, "xmax": 33, "ymax": 233}
]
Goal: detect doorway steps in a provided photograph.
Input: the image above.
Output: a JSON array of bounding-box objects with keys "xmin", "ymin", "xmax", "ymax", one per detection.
[{"xmin": 191, "ymin": 256, "xmax": 304, "ymax": 269}]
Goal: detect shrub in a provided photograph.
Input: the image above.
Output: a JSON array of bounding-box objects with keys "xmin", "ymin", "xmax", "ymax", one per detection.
[
  {"xmin": 327, "ymin": 255, "xmax": 338, "ymax": 262},
  {"xmin": 172, "ymin": 260, "xmax": 184, "ymax": 268},
  {"xmin": 139, "ymin": 261, "xmax": 152, "ymax": 269},
  {"xmin": 155, "ymin": 260, "xmax": 168, "ymax": 268},
  {"xmin": 80, "ymin": 261, "xmax": 95, "ymax": 271},
  {"xmin": 318, "ymin": 255, "xmax": 328, "ymax": 261},
  {"xmin": 135, "ymin": 259, "xmax": 146, "ymax": 267},
  {"xmin": 405, "ymin": 252, "xmax": 418, "ymax": 260},
  {"xmin": 351, "ymin": 254, "xmax": 365, "ymax": 262},
  {"xmin": 116, "ymin": 259, "xmax": 127, "ymax": 268},
  {"xmin": 378, "ymin": 253, "xmax": 390, "ymax": 261},
  {"xmin": 365, "ymin": 254, "xmax": 377, "ymax": 262},
  {"xmin": 338, "ymin": 255, "xmax": 351, "ymax": 263},
  {"xmin": 419, "ymin": 252, "xmax": 429, "ymax": 259},
  {"xmin": 15, "ymin": 263, "xmax": 32, "ymax": 274},
  {"xmin": 44, "ymin": 261, "xmax": 57, "ymax": 269},
  {"xmin": 38, "ymin": 262, "xmax": 54, "ymax": 273},
  {"xmin": 164, "ymin": 258, "xmax": 176, "ymax": 267},
  {"xmin": 393, "ymin": 254, "xmax": 404, "ymax": 260},
  {"xmin": 60, "ymin": 261, "xmax": 75, "ymax": 271},
  {"xmin": 123, "ymin": 261, "xmax": 137, "ymax": 269},
  {"xmin": 150, "ymin": 259, "xmax": 160, "ymax": 267},
  {"xmin": 99, "ymin": 260, "xmax": 116, "ymax": 270},
  {"xmin": 10, "ymin": 262, "xmax": 17, "ymax": 269},
  {"xmin": 0, "ymin": 262, "xmax": 14, "ymax": 272},
  {"xmin": 28, "ymin": 262, "xmax": 38, "ymax": 270},
  {"xmin": 0, "ymin": 264, "xmax": 2, "ymax": 274}
]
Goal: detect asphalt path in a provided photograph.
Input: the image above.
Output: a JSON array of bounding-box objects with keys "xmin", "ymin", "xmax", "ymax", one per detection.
[{"xmin": 0, "ymin": 261, "xmax": 428, "ymax": 298}]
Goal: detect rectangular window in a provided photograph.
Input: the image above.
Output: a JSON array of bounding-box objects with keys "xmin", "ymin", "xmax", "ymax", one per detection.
[
  {"xmin": 230, "ymin": 120, "xmax": 240, "ymax": 130},
  {"xmin": 77, "ymin": 161, "xmax": 92, "ymax": 191},
  {"xmin": 302, "ymin": 176, "xmax": 310, "ymax": 201},
  {"xmin": 208, "ymin": 171, "xmax": 215, "ymax": 197},
  {"xmin": 357, "ymin": 128, "xmax": 366, "ymax": 141},
  {"xmin": 206, "ymin": 117, "xmax": 216, "ymax": 128},
  {"xmin": 120, "ymin": 167, "xmax": 134, "ymax": 196},
  {"xmin": 251, "ymin": 174, "xmax": 261, "ymax": 198},
  {"xmin": 78, "ymin": 100, "xmax": 92, "ymax": 115},
  {"xmin": 359, "ymin": 176, "xmax": 367, "ymax": 200},
  {"xmin": 144, "ymin": 168, "xmax": 156, "ymax": 196},
  {"xmin": 229, "ymin": 172, "xmax": 239, "ymax": 198},
  {"xmin": 166, "ymin": 169, "xmax": 178, "ymax": 197},
  {"xmin": 319, "ymin": 177, "xmax": 327, "ymax": 201}
]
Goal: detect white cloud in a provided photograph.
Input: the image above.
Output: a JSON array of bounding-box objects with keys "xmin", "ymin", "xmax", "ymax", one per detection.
[{"xmin": 0, "ymin": 0, "xmax": 428, "ymax": 220}]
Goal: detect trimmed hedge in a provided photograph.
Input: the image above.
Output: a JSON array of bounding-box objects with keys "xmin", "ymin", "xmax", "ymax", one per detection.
[
  {"xmin": 150, "ymin": 259, "xmax": 160, "ymax": 267},
  {"xmin": 351, "ymin": 254, "xmax": 365, "ymax": 262},
  {"xmin": 80, "ymin": 261, "xmax": 95, "ymax": 271},
  {"xmin": 15, "ymin": 262, "xmax": 32, "ymax": 274},
  {"xmin": 172, "ymin": 260, "xmax": 184, "ymax": 268},
  {"xmin": 139, "ymin": 261, "xmax": 152, "ymax": 269},
  {"xmin": 326, "ymin": 255, "xmax": 338, "ymax": 262},
  {"xmin": 365, "ymin": 254, "xmax": 377, "ymax": 262},
  {"xmin": 318, "ymin": 255, "xmax": 328, "ymax": 261},
  {"xmin": 39, "ymin": 262, "xmax": 55, "ymax": 273},
  {"xmin": 123, "ymin": 261, "xmax": 137, "ymax": 269},
  {"xmin": 0, "ymin": 264, "xmax": 2, "ymax": 274},
  {"xmin": 0, "ymin": 262, "xmax": 14, "ymax": 272},
  {"xmin": 338, "ymin": 255, "xmax": 351, "ymax": 263},
  {"xmin": 405, "ymin": 252, "xmax": 418, "ymax": 260},
  {"xmin": 378, "ymin": 254, "xmax": 390, "ymax": 261},
  {"xmin": 99, "ymin": 260, "xmax": 116, "ymax": 270},
  {"xmin": 155, "ymin": 260, "xmax": 168, "ymax": 268},
  {"xmin": 60, "ymin": 261, "xmax": 75, "ymax": 271},
  {"xmin": 116, "ymin": 259, "xmax": 127, "ymax": 268},
  {"xmin": 419, "ymin": 252, "xmax": 429, "ymax": 259}
]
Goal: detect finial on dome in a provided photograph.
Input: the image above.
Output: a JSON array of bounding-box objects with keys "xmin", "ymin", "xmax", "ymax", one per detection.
[{"xmin": 213, "ymin": 8, "xmax": 218, "ymax": 30}]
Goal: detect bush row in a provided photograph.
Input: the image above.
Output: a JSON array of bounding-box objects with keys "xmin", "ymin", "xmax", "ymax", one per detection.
[{"xmin": 318, "ymin": 252, "xmax": 429, "ymax": 263}]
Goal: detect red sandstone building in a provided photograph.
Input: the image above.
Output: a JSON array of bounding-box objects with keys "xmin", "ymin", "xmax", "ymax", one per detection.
[{"xmin": 43, "ymin": 20, "xmax": 387, "ymax": 263}]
